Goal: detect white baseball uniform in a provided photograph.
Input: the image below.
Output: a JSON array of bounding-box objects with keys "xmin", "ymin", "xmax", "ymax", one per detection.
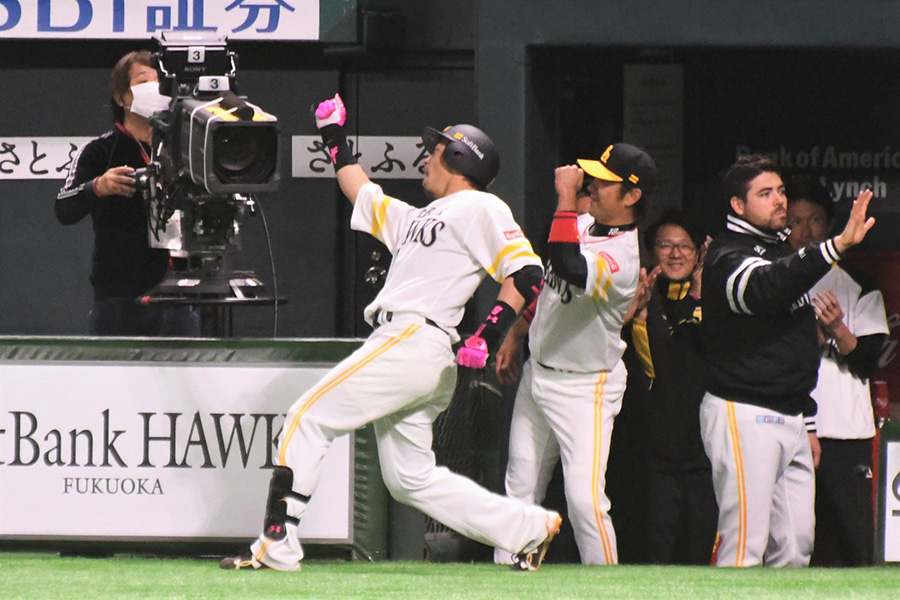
[
  {"xmin": 811, "ymin": 265, "xmax": 888, "ymax": 439},
  {"xmin": 249, "ymin": 182, "xmax": 553, "ymax": 570},
  {"xmin": 810, "ymin": 264, "xmax": 888, "ymax": 566},
  {"xmin": 497, "ymin": 214, "xmax": 640, "ymax": 565}
]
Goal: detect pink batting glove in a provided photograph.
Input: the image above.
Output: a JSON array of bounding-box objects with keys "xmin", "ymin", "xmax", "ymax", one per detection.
[
  {"xmin": 456, "ymin": 336, "xmax": 488, "ymax": 369},
  {"xmin": 315, "ymin": 93, "xmax": 347, "ymax": 129}
]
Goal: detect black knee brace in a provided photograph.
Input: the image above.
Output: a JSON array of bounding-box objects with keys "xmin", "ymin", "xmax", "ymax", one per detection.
[{"xmin": 263, "ymin": 466, "xmax": 309, "ymax": 540}]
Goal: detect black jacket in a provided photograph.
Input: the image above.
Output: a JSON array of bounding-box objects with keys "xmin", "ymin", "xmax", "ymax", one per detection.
[
  {"xmin": 701, "ymin": 214, "xmax": 842, "ymax": 417},
  {"xmin": 628, "ymin": 279, "xmax": 710, "ymax": 470},
  {"xmin": 55, "ymin": 125, "xmax": 169, "ymax": 301}
]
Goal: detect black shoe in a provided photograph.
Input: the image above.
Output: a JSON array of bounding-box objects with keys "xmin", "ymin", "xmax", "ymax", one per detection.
[
  {"xmin": 510, "ymin": 513, "xmax": 563, "ymax": 571},
  {"xmin": 218, "ymin": 549, "xmax": 269, "ymax": 570}
]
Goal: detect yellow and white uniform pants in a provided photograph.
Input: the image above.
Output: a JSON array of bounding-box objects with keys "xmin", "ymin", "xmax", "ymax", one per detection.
[
  {"xmin": 700, "ymin": 393, "xmax": 815, "ymax": 567},
  {"xmin": 251, "ymin": 315, "xmax": 555, "ymax": 570},
  {"xmin": 495, "ymin": 359, "xmax": 624, "ymax": 565}
]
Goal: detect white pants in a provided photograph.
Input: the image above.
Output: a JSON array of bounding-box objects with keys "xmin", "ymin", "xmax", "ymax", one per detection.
[
  {"xmin": 495, "ymin": 359, "xmax": 625, "ymax": 565},
  {"xmin": 250, "ymin": 315, "xmax": 555, "ymax": 570},
  {"xmin": 700, "ymin": 393, "xmax": 815, "ymax": 567}
]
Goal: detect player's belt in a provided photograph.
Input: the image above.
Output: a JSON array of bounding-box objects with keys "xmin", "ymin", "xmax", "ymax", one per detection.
[
  {"xmin": 371, "ymin": 309, "xmax": 440, "ymax": 331},
  {"xmin": 535, "ymin": 360, "xmax": 603, "ymax": 375}
]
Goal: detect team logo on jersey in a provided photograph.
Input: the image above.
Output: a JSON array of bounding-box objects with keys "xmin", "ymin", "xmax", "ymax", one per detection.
[
  {"xmin": 544, "ymin": 265, "xmax": 573, "ymax": 304},
  {"xmin": 504, "ymin": 229, "xmax": 524, "ymax": 240},
  {"xmin": 597, "ymin": 252, "xmax": 619, "ymax": 273},
  {"xmin": 403, "ymin": 207, "xmax": 446, "ymax": 247}
]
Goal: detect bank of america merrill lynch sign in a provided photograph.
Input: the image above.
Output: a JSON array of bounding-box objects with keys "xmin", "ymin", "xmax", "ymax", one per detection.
[{"xmin": 0, "ymin": 0, "xmax": 321, "ymax": 40}]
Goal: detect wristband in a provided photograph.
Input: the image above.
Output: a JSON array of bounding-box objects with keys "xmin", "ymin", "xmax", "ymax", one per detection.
[
  {"xmin": 548, "ymin": 211, "xmax": 580, "ymax": 243},
  {"xmin": 473, "ymin": 301, "xmax": 517, "ymax": 354},
  {"xmin": 319, "ymin": 124, "xmax": 358, "ymax": 171}
]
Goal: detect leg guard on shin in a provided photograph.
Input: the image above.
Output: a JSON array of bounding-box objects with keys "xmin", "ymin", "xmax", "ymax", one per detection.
[{"xmin": 263, "ymin": 466, "xmax": 309, "ymax": 540}]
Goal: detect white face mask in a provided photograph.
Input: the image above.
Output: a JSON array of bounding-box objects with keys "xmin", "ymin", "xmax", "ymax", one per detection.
[{"xmin": 129, "ymin": 81, "xmax": 171, "ymax": 118}]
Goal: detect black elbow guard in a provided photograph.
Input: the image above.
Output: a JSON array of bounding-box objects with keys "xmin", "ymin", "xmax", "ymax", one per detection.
[{"xmin": 511, "ymin": 265, "xmax": 544, "ymax": 306}]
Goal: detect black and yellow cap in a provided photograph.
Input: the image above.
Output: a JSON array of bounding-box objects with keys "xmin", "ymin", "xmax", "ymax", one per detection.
[{"xmin": 578, "ymin": 143, "xmax": 658, "ymax": 191}]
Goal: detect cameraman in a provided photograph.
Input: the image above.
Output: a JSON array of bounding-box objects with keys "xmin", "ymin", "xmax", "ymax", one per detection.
[{"xmin": 55, "ymin": 50, "xmax": 199, "ymax": 336}]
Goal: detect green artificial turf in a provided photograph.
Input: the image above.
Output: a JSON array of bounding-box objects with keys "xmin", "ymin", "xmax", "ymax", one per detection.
[{"xmin": 0, "ymin": 552, "xmax": 897, "ymax": 600}]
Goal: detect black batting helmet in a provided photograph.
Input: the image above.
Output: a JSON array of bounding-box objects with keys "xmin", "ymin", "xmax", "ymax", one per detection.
[{"xmin": 422, "ymin": 124, "xmax": 500, "ymax": 189}]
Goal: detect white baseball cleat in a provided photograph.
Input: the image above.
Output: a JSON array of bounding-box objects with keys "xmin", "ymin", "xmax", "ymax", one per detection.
[{"xmin": 509, "ymin": 512, "xmax": 563, "ymax": 571}]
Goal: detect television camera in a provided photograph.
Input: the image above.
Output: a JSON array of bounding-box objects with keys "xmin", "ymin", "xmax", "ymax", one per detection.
[{"xmin": 135, "ymin": 32, "xmax": 280, "ymax": 302}]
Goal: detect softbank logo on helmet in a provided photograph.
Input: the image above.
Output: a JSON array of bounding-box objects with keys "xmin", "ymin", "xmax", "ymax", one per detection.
[
  {"xmin": 423, "ymin": 124, "xmax": 500, "ymax": 188},
  {"xmin": 452, "ymin": 132, "xmax": 485, "ymax": 160}
]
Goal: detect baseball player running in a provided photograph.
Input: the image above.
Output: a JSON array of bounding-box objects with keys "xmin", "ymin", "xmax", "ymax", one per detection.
[
  {"xmin": 493, "ymin": 144, "xmax": 657, "ymax": 565},
  {"xmin": 701, "ymin": 154, "xmax": 874, "ymax": 567},
  {"xmin": 220, "ymin": 94, "xmax": 561, "ymax": 572}
]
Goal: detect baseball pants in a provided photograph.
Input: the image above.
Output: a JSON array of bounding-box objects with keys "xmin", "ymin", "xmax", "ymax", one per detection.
[
  {"xmin": 812, "ymin": 437, "xmax": 874, "ymax": 566},
  {"xmin": 495, "ymin": 359, "xmax": 625, "ymax": 565},
  {"xmin": 646, "ymin": 467, "xmax": 719, "ymax": 565},
  {"xmin": 250, "ymin": 315, "xmax": 555, "ymax": 570},
  {"xmin": 700, "ymin": 393, "xmax": 815, "ymax": 567}
]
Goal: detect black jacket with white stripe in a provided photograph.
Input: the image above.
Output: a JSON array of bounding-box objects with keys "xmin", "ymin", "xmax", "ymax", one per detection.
[
  {"xmin": 701, "ymin": 214, "xmax": 842, "ymax": 419},
  {"xmin": 55, "ymin": 125, "xmax": 169, "ymax": 301}
]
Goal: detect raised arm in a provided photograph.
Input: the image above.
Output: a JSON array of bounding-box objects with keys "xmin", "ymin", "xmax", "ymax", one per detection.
[
  {"xmin": 314, "ymin": 94, "xmax": 370, "ymax": 204},
  {"xmin": 720, "ymin": 188, "xmax": 876, "ymax": 316},
  {"xmin": 547, "ymin": 165, "xmax": 589, "ymax": 288},
  {"xmin": 833, "ymin": 188, "xmax": 875, "ymax": 253}
]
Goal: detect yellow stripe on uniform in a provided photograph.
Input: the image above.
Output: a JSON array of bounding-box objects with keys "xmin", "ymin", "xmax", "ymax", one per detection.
[
  {"xmin": 255, "ymin": 539, "xmax": 271, "ymax": 563},
  {"xmin": 630, "ymin": 319, "xmax": 654, "ymax": 380},
  {"xmin": 370, "ymin": 196, "xmax": 394, "ymax": 241},
  {"xmin": 278, "ymin": 324, "xmax": 421, "ymax": 466},
  {"xmin": 505, "ymin": 249, "xmax": 539, "ymax": 263},
  {"xmin": 591, "ymin": 255, "xmax": 613, "ymax": 300},
  {"xmin": 486, "ymin": 240, "xmax": 539, "ymax": 280},
  {"xmin": 725, "ymin": 401, "xmax": 747, "ymax": 566},
  {"xmin": 667, "ymin": 280, "xmax": 690, "ymax": 301},
  {"xmin": 590, "ymin": 371, "xmax": 615, "ymax": 564}
]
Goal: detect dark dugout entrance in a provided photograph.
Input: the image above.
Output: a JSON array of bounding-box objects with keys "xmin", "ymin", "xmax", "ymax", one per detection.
[
  {"xmin": 525, "ymin": 46, "xmax": 900, "ymax": 253},
  {"xmin": 522, "ymin": 45, "xmax": 900, "ymax": 563}
]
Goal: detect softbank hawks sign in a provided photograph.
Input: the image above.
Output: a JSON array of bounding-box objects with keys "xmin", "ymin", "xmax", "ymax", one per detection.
[
  {"xmin": 0, "ymin": 363, "xmax": 352, "ymax": 541},
  {"xmin": 7, "ymin": 408, "xmax": 285, "ymax": 493}
]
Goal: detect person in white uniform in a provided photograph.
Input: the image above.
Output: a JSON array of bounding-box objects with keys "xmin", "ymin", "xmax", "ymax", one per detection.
[
  {"xmin": 785, "ymin": 175, "xmax": 888, "ymax": 566},
  {"xmin": 220, "ymin": 94, "xmax": 561, "ymax": 572},
  {"xmin": 492, "ymin": 143, "xmax": 658, "ymax": 565}
]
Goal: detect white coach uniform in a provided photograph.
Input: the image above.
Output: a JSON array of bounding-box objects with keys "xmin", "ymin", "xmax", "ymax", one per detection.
[
  {"xmin": 811, "ymin": 265, "xmax": 889, "ymax": 439},
  {"xmin": 251, "ymin": 182, "xmax": 554, "ymax": 570},
  {"xmin": 497, "ymin": 213, "xmax": 640, "ymax": 565}
]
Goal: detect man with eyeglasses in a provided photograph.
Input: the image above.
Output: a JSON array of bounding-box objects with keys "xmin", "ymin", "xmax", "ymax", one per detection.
[
  {"xmin": 492, "ymin": 143, "xmax": 657, "ymax": 565},
  {"xmin": 785, "ymin": 175, "xmax": 888, "ymax": 566},
  {"xmin": 621, "ymin": 211, "xmax": 718, "ymax": 564},
  {"xmin": 700, "ymin": 154, "xmax": 874, "ymax": 568}
]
